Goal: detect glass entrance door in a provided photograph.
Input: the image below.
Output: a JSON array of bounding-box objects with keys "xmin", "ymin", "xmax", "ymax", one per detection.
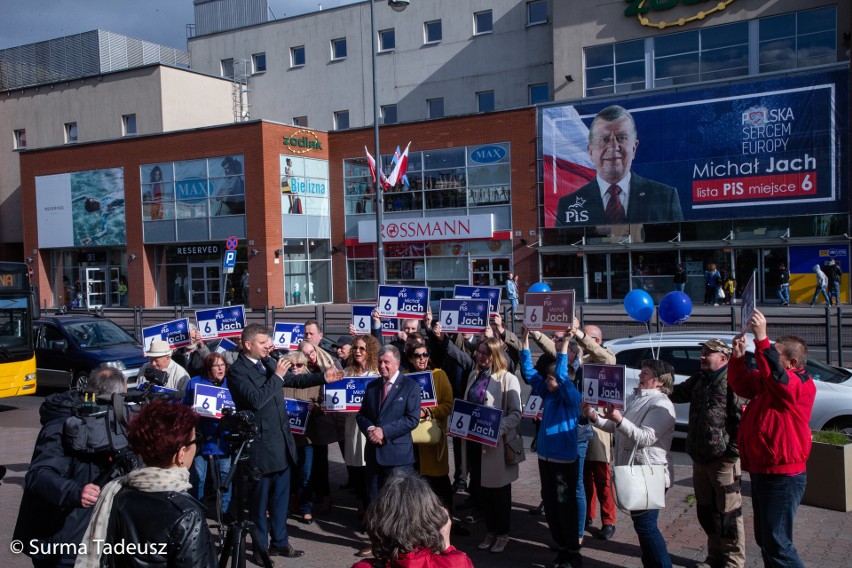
[
  {"xmin": 734, "ymin": 247, "xmax": 788, "ymax": 303},
  {"xmin": 585, "ymin": 253, "xmax": 630, "ymax": 302},
  {"xmin": 470, "ymin": 257, "xmax": 511, "ymax": 287},
  {"xmin": 84, "ymin": 267, "xmax": 108, "ymax": 308},
  {"xmin": 188, "ymin": 264, "xmax": 221, "ymax": 307}
]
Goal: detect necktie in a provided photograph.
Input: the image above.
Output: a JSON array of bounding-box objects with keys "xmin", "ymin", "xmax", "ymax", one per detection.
[
  {"xmin": 605, "ymin": 184, "xmax": 626, "ymax": 224},
  {"xmin": 256, "ymin": 360, "xmax": 267, "ymax": 376},
  {"xmin": 381, "ymin": 379, "xmax": 392, "ymax": 405}
]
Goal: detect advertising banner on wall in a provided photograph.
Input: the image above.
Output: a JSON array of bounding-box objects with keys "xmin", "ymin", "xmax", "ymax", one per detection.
[
  {"xmin": 36, "ymin": 168, "xmax": 126, "ymax": 247},
  {"xmin": 280, "ymin": 155, "xmax": 330, "ymax": 216},
  {"xmin": 541, "ymin": 69, "xmax": 850, "ymax": 228},
  {"xmin": 788, "ymin": 244, "xmax": 849, "ymax": 303}
]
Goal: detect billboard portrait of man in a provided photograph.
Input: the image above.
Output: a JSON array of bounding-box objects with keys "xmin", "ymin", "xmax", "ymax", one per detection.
[{"xmin": 555, "ymin": 105, "xmax": 683, "ymax": 228}]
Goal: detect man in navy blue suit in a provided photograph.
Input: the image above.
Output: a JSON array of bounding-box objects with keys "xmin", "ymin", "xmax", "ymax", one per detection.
[
  {"xmin": 555, "ymin": 105, "xmax": 683, "ymax": 227},
  {"xmin": 356, "ymin": 345, "xmax": 421, "ymax": 503}
]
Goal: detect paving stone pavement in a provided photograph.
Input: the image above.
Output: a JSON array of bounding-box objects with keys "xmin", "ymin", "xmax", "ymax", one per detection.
[{"xmin": 1, "ymin": 398, "xmax": 851, "ymax": 567}]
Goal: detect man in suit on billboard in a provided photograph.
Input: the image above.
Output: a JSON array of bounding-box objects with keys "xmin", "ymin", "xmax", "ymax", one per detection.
[
  {"xmin": 555, "ymin": 105, "xmax": 683, "ymax": 227},
  {"xmin": 356, "ymin": 345, "xmax": 421, "ymax": 503}
]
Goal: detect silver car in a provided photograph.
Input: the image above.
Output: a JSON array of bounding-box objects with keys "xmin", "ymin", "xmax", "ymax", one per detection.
[{"xmin": 605, "ymin": 331, "xmax": 852, "ymax": 436}]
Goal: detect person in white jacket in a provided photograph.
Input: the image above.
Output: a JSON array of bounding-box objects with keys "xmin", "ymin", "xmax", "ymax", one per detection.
[
  {"xmin": 584, "ymin": 359, "xmax": 676, "ymax": 568},
  {"xmin": 810, "ymin": 264, "xmax": 831, "ymax": 307}
]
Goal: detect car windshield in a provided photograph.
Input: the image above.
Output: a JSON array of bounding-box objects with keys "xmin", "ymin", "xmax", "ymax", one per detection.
[{"xmin": 64, "ymin": 321, "xmax": 136, "ymax": 349}]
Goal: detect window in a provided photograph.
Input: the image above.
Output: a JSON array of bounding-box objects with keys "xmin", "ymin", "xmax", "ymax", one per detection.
[
  {"xmin": 334, "ymin": 110, "xmax": 350, "ymax": 130},
  {"xmin": 290, "ymin": 46, "xmax": 306, "ymax": 68},
  {"xmin": 584, "ymin": 39, "xmax": 646, "ymax": 97},
  {"xmin": 381, "ymin": 104, "xmax": 398, "ymax": 125},
  {"xmin": 527, "ymin": 1, "xmax": 547, "ymax": 26},
  {"xmin": 220, "ymin": 58, "xmax": 234, "ymax": 79},
  {"xmin": 379, "ymin": 28, "xmax": 396, "ymax": 52},
  {"xmin": 424, "ymin": 20, "xmax": 442, "ymax": 44},
  {"xmin": 252, "ymin": 52, "xmax": 266, "ymax": 73},
  {"xmin": 427, "ymin": 98, "xmax": 444, "ymax": 119},
  {"xmin": 476, "ymin": 91, "xmax": 495, "ymax": 113},
  {"xmin": 759, "ymin": 6, "xmax": 836, "ymax": 73},
  {"xmin": 64, "ymin": 122, "xmax": 78, "ymax": 144},
  {"xmin": 13, "ymin": 129, "xmax": 26, "ymax": 150},
  {"xmin": 528, "ymin": 83, "xmax": 548, "ymax": 105},
  {"xmin": 331, "ymin": 38, "xmax": 347, "ymax": 60},
  {"xmin": 474, "ymin": 10, "xmax": 493, "ymax": 35},
  {"xmin": 654, "ymin": 23, "xmax": 749, "ymax": 86},
  {"xmin": 120, "ymin": 114, "xmax": 137, "ymax": 136},
  {"xmin": 293, "ymin": 116, "xmax": 308, "ymax": 127}
]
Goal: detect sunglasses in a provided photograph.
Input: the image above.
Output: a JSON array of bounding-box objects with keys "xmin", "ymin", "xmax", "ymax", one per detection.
[
  {"xmin": 352, "ymin": 346, "xmax": 368, "ymax": 351},
  {"xmin": 293, "ymin": 363, "xmax": 306, "ymax": 368},
  {"xmin": 413, "ymin": 352, "xmax": 430, "ymax": 359}
]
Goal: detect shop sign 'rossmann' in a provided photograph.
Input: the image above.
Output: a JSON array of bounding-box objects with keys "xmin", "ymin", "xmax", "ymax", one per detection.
[{"xmin": 357, "ymin": 214, "xmax": 494, "ymax": 243}]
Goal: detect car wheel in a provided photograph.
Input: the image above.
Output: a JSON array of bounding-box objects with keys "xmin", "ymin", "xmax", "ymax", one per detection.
[
  {"xmin": 72, "ymin": 372, "xmax": 89, "ymax": 391},
  {"xmin": 824, "ymin": 418, "xmax": 852, "ymax": 436}
]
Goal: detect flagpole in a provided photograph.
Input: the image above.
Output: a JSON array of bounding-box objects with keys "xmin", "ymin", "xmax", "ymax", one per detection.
[{"xmin": 370, "ymin": 0, "xmax": 385, "ymax": 286}]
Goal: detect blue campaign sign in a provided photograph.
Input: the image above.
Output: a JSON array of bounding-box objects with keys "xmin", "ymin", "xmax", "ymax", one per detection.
[
  {"xmin": 352, "ymin": 305, "xmax": 399, "ymax": 337},
  {"xmin": 453, "ymin": 285, "xmax": 502, "ymax": 316},
  {"xmin": 405, "ymin": 371, "xmax": 437, "ymax": 408},
  {"xmin": 273, "ymin": 322, "xmax": 305, "ymax": 350},
  {"xmin": 323, "ymin": 376, "xmax": 374, "ymax": 412},
  {"xmin": 193, "ymin": 383, "xmax": 235, "ymax": 419},
  {"xmin": 196, "ymin": 305, "xmax": 246, "ymax": 339},
  {"xmin": 439, "ymin": 299, "xmax": 489, "ymax": 334},
  {"xmin": 285, "ymin": 398, "xmax": 312, "ymax": 435},
  {"xmin": 377, "ymin": 285, "xmax": 430, "ymax": 319},
  {"xmin": 216, "ymin": 337, "xmax": 237, "ymax": 354},
  {"xmin": 142, "ymin": 318, "xmax": 191, "ymax": 350},
  {"xmin": 448, "ymin": 399, "xmax": 503, "ymax": 448},
  {"xmin": 583, "ymin": 364, "xmax": 627, "ymax": 411}
]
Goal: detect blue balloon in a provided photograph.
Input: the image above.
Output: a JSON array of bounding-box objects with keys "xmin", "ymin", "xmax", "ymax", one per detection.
[
  {"xmin": 528, "ymin": 282, "xmax": 552, "ymax": 293},
  {"xmin": 624, "ymin": 289, "xmax": 654, "ymax": 323},
  {"xmin": 659, "ymin": 291, "xmax": 693, "ymax": 326}
]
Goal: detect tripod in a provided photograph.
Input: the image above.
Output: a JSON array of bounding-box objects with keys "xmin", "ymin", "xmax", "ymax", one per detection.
[{"xmin": 218, "ymin": 437, "xmax": 272, "ymax": 568}]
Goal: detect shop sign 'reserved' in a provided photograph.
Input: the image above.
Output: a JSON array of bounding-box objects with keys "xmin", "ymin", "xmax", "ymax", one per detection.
[
  {"xmin": 176, "ymin": 245, "xmax": 220, "ymax": 256},
  {"xmin": 284, "ymin": 130, "xmax": 323, "ymax": 154},
  {"xmin": 358, "ymin": 214, "xmax": 494, "ymax": 243}
]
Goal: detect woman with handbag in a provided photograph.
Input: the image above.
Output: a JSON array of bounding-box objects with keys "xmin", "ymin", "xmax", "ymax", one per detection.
[
  {"xmin": 584, "ymin": 359, "xmax": 677, "ymax": 568},
  {"xmin": 520, "ymin": 327, "xmax": 584, "ymax": 568},
  {"xmin": 433, "ymin": 324, "xmax": 522, "ymax": 554}
]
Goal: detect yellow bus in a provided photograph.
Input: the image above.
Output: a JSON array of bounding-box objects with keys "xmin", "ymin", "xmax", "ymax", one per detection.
[{"xmin": 0, "ymin": 262, "xmax": 37, "ymax": 397}]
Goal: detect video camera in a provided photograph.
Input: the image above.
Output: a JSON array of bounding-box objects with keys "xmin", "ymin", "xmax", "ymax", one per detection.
[
  {"xmin": 218, "ymin": 406, "xmax": 258, "ymax": 443},
  {"xmin": 143, "ymin": 366, "xmax": 169, "ymax": 386}
]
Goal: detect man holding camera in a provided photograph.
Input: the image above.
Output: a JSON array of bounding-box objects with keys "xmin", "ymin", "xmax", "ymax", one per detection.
[
  {"xmin": 14, "ymin": 368, "xmax": 127, "ymax": 567},
  {"xmin": 227, "ymin": 324, "xmax": 344, "ymax": 563}
]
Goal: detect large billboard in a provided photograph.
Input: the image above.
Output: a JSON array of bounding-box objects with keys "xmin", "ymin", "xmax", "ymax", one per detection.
[
  {"xmin": 36, "ymin": 168, "xmax": 126, "ymax": 247},
  {"xmin": 542, "ymin": 69, "xmax": 850, "ymax": 228}
]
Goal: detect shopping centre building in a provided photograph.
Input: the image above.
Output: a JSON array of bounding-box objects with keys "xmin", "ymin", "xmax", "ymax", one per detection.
[{"xmin": 7, "ymin": 1, "xmax": 851, "ymax": 308}]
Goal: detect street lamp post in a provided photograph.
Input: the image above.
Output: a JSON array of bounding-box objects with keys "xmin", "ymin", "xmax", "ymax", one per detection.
[{"xmin": 371, "ymin": 0, "xmax": 409, "ymax": 286}]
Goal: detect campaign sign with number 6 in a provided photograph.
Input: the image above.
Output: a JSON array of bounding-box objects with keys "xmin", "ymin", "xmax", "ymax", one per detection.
[
  {"xmin": 192, "ymin": 384, "xmax": 235, "ymax": 419},
  {"xmin": 523, "ymin": 394, "xmax": 544, "ymax": 419},
  {"xmin": 447, "ymin": 399, "xmax": 503, "ymax": 447},
  {"xmin": 272, "ymin": 322, "xmax": 305, "ymax": 350},
  {"xmin": 196, "ymin": 305, "xmax": 246, "ymax": 339},
  {"xmin": 142, "ymin": 318, "xmax": 192, "ymax": 350},
  {"xmin": 439, "ymin": 298, "xmax": 489, "ymax": 333},
  {"xmin": 377, "ymin": 285, "xmax": 430, "ymax": 319},
  {"xmin": 352, "ymin": 305, "xmax": 399, "ymax": 337},
  {"xmin": 322, "ymin": 377, "xmax": 372, "ymax": 412},
  {"xmin": 523, "ymin": 291, "xmax": 575, "ymax": 331},
  {"xmin": 582, "ymin": 364, "xmax": 626, "ymax": 411},
  {"xmin": 453, "ymin": 285, "xmax": 502, "ymax": 316}
]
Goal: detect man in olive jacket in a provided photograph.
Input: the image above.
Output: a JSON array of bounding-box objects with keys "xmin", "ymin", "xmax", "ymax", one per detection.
[
  {"xmin": 669, "ymin": 339, "xmax": 745, "ymax": 568},
  {"xmin": 228, "ymin": 324, "xmax": 342, "ymax": 561}
]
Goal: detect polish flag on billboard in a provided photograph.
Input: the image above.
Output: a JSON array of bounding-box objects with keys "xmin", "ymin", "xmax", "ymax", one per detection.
[
  {"xmin": 386, "ymin": 142, "xmax": 410, "ymax": 189},
  {"xmin": 542, "ymin": 106, "xmax": 596, "ymax": 226}
]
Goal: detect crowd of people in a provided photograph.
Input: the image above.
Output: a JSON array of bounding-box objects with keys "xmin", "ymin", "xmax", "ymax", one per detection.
[{"xmin": 14, "ymin": 307, "xmax": 818, "ymax": 568}]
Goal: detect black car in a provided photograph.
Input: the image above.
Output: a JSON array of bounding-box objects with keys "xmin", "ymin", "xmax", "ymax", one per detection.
[{"xmin": 34, "ymin": 315, "xmax": 147, "ymax": 390}]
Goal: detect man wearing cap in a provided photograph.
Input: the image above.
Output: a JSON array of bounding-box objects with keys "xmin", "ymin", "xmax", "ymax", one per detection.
[
  {"xmin": 334, "ymin": 335, "xmax": 353, "ymax": 364},
  {"xmin": 669, "ymin": 338, "xmax": 746, "ymax": 568},
  {"xmin": 138, "ymin": 338, "xmax": 190, "ymax": 396}
]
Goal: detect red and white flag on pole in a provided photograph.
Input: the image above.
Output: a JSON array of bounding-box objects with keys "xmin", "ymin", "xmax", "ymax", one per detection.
[
  {"xmin": 386, "ymin": 142, "xmax": 410, "ymax": 189},
  {"xmin": 364, "ymin": 146, "xmax": 390, "ymax": 189}
]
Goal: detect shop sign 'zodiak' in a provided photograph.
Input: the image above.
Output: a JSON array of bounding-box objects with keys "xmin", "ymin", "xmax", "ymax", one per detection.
[{"xmin": 284, "ymin": 130, "xmax": 323, "ymax": 154}]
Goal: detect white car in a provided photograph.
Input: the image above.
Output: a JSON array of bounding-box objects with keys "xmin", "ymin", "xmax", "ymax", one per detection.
[{"xmin": 605, "ymin": 331, "xmax": 852, "ymax": 437}]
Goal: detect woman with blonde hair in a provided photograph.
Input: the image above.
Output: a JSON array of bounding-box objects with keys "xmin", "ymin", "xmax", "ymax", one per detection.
[{"xmin": 432, "ymin": 326, "xmax": 522, "ymax": 554}]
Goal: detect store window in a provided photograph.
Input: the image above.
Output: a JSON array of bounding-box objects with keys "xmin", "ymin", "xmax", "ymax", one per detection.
[
  {"xmin": 280, "ymin": 155, "xmax": 330, "ymax": 217},
  {"xmin": 141, "ymin": 155, "xmax": 246, "ymax": 243},
  {"xmin": 283, "ymin": 239, "xmax": 332, "ymax": 304}
]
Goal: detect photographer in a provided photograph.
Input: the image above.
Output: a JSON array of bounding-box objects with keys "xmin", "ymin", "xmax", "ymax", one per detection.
[
  {"xmin": 138, "ymin": 339, "xmax": 190, "ymax": 397},
  {"xmin": 227, "ymin": 324, "xmax": 344, "ymax": 563},
  {"xmin": 13, "ymin": 368, "xmax": 127, "ymax": 568}
]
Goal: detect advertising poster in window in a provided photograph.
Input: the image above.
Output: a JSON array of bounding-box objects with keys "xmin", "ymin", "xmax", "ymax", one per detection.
[
  {"xmin": 541, "ymin": 69, "xmax": 849, "ymax": 229},
  {"xmin": 280, "ymin": 155, "xmax": 329, "ymax": 216},
  {"xmin": 36, "ymin": 168, "xmax": 126, "ymax": 248}
]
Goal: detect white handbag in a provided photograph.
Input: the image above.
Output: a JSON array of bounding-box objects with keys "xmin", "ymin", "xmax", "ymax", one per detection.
[{"xmin": 611, "ymin": 440, "xmax": 666, "ymax": 512}]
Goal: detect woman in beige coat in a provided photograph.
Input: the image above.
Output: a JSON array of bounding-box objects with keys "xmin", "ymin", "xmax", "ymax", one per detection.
[{"xmin": 433, "ymin": 326, "xmax": 522, "ymax": 554}]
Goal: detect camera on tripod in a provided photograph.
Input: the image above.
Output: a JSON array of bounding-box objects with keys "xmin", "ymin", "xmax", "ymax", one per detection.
[
  {"xmin": 218, "ymin": 406, "xmax": 258, "ymax": 443},
  {"xmin": 143, "ymin": 366, "xmax": 169, "ymax": 386}
]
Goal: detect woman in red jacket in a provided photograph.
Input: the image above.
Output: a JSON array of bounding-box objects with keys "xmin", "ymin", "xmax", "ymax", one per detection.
[{"xmin": 352, "ymin": 471, "xmax": 472, "ymax": 568}]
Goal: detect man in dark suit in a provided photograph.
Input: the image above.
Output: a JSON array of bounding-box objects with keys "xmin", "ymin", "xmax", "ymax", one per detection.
[
  {"xmin": 555, "ymin": 105, "xmax": 683, "ymax": 227},
  {"xmin": 356, "ymin": 345, "xmax": 421, "ymax": 503},
  {"xmin": 227, "ymin": 324, "xmax": 343, "ymax": 562}
]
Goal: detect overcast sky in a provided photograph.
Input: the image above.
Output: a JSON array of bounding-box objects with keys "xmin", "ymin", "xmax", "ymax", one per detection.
[{"xmin": 0, "ymin": 0, "xmax": 361, "ymax": 51}]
